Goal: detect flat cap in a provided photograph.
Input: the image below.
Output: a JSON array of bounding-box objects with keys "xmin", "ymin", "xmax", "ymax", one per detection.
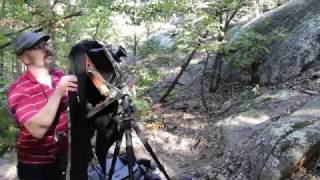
[{"xmin": 15, "ymin": 32, "xmax": 50, "ymax": 55}]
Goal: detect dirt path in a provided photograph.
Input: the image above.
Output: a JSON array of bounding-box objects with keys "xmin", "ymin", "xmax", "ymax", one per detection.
[{"xmin": 134, "ymin": 96, "xmax": 225, "ymax": 179}]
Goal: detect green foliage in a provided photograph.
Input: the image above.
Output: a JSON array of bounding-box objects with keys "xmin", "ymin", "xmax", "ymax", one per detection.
[
  {"xmin": 226, "ymin": 29, "xmax": 287, "ymax": 69},
  {"xmin": 137, "ymin": 43, "xmax": 158, "ymax": 58},
  {"xmin": 133, "ymin": 98, "xmax": 149, "ymax": 111},
  {"xmin": 158, "ymin": 88, "xmax": 178, "ymax": 101},
  {"xmin": 291, "ymin": 121, "xmax": 313, "ymax": 130},
  {"xmin": 132, "ymin": 64, "xmax": 167, "ymax": 96},
  {"xmin": 0, "ymin": 106, "xmax": 18, "ymax": 156},
  {"xmin": 0, "ymin": 78, "xmax": 7, "ymax": 106},
  {"xmin": 170, "ymin": 0, "xmax": 251, "ymax": 53},
  {"xmin": 0, "ymin": 0, "xmax": 119, "ymax": 75},
  {"xmin": 69, "ymin": 5, "xmax": 113, "ymax": 40},
  {"xmin": 113, "ymin": 0, "xmax": 189, "ymax": 23},
  {"xmin": 280, "ymin": 142, "xmax": 291, "ymax": 152},
  {"xmin": 132, "ymin": 98, "xmax": 154, "ymax": 120},
  {"xmin": 0, "ymin": 78, "xmax": 18, "ymax": 155}
]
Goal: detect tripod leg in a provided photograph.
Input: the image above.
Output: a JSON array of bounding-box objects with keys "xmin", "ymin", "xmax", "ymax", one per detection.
[
  {"xmin": 108, "ymin": 126, "xmax": 124, "ymax": 180},
  {"xmin": 125, "ymin": 124, "xmax": 135, "ymax": 180},
  {"xmin": 133, "ymin": 123, "xmax": 171, "ymax": 180}
]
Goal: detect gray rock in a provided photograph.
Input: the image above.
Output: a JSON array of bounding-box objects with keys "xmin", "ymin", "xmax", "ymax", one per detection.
[
  {"xmin": 178, "ymin": 63, "xmax": 204, "ymax": 86},
  {"xmin": 0, "ymin": 150, "xmax": 17, "ymax": 180},
  {"xmin": 216, "ymin": 173, "xmax": 227, "ymax": 180},
  {"xmin": 251, "ymin": 96, "xmax": 320, "ymax": 180},
  {"xmin": 261, "ymin": 0, "xmax": 289, "ymax": 11},
  {"xmin": 178, "ymin": 73, "xmax": 193, "ymax": 86},
  {"xmin": 217, "ymin": 89, "xmax": 310, "ymax": 148},
  {"xmin": 216, "ymin": 89, "xmax": 320, "ymax": 180},
  {"xmin": 147, "ymin": 32, "xmax": 175, "ymax": 52},
  {"xmin": 225, "ymin": 0, "xmax": 320, "ymax": 85},
  {"xmin": 163, "ymin": 62, "xmax": 204, "ymax": 86}
]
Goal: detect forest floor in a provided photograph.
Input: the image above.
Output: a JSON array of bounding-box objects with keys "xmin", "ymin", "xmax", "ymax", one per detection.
[
  {"xmin": 135, "ymin": 79, "xmax": 246, "ymax": 180},
  {"xmin": 133, "ymin": 58, "xmax": 320, "ymax": 179}
]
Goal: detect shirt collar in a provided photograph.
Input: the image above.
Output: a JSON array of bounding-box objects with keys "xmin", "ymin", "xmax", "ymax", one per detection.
[
  {"xmin": 24, "ymin": 68, "xmax": 58, "ymax": 84},
  {"xmin": 24, "ymin": 70, "xmax": 37, "ymax": 83}
]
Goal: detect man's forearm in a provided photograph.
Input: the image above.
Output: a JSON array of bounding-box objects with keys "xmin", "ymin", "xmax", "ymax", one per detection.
[{"xmin": 24, "ymin": 90, "xmax": 63, "ymax": 138}]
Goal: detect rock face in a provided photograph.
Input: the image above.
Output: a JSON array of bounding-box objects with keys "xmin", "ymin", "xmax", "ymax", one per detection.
[
  {"xmin": 216, "ymin": 88, "xmax": 320, "ymax": 180},
  {"xmin": 217, "ymin": 90, "xmax": 310, "ymax": 149},
  {"xmin": 225, "ymin": 0, "xmax": 320, "ymax": 85},
  {"xmin": 0, "ymin": 150, "xmax": 16, "ymax": 180},
  {"xmin": 251, "ymin": 102, "xmax": 320, "ymax": 180},
  {"xmin": 178, "ymin": 62, "xmax": 204, "ymax": 86}
]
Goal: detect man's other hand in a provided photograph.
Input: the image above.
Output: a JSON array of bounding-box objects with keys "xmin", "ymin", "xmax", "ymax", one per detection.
[{"xmin": 56, "ymin": 75, "xmax": 78, "ymax": 96}]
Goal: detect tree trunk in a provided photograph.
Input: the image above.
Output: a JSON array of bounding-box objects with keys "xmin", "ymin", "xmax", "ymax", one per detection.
[
  {"xmin": 93, "ymin": 21, "xmax": 100, "ymax": 39},
  {"xmin": 209, "ymin": 51, "xmax": 223, "ymax": 93},
  {"xmin": 209, "ymin": 11, "xmax": 224, "ymax": 93},
  {"xmin": 2, "ymin": 0, "xmax": 5, "ymax": 12},
  {"xmin": 0, "ymin": 51, "xmax": 3, "ymax": 86},
  {"xmin": 133, "ymin": 32, "xmax": 138, "ymax": 58},
  {"xmin": 201, "ymin": 49, "xmax": 210, "ymax": 110},
  {"xmin": 132, "ymin": 0, "xmax": 137, "ymax": 64},
  {"xmin": 159, "ymin": 49, "xmax": 197, "ymax": 103}
]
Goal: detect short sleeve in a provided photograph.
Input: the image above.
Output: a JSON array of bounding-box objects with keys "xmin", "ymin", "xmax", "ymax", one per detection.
[{"xmin": 7, "ymin": 87, "xmax": 39, "ymax": 125}]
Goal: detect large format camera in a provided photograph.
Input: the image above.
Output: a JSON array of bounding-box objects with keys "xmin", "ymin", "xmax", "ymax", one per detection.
[
  {"xmin": 83, "ymin": 42, "xmax": 132, "ymax": 118},
  {"xmin": 68, "ymin": 40, "xmax": 170, "ymax": 180}
]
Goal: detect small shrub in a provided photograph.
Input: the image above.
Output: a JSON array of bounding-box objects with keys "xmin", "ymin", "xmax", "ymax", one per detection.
[{"xmin": 0, "ymin": 107, "xmax": 18, "ymax": 156}]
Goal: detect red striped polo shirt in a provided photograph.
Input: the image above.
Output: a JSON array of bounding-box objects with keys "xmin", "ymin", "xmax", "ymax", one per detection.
[{"xmin": 7, "ymin": 67, "xmax": 68, "ymax": 164}]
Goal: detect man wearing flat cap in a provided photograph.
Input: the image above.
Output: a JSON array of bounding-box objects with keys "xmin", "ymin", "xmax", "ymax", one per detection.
[{"xmin": 6, "ymin": 32, "xmax": 78, "ymax": 180}]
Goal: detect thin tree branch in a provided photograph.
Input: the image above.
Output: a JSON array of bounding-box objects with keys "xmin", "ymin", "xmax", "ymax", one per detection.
[
  {"xmin": 159, "ymin": 49, "xmax": 197, "ymax": 103},
  {"xmin": 224, "ymin": 0, "xmax": 245, "ymax": 31},
  {"xmin": 93, "ymin": 21, "xmax": 101, "ymax": 39},
  {"xmin": 62, "ymin": 11, "xmax": 83, "ymax": 20},
  {"xmin": 0, "ymin": 42, "xmax": 10, "ymax": 49},
  {"xmin": 224, "ymin": 11, "xmax": 230, "ymax": 32},
  {"xmin": 3, "ymin": 26, "xmax": 33, "ymax": 37}
]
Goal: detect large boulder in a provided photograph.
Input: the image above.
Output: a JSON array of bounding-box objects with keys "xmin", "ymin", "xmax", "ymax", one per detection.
[
  {"xmin": 215, "ymin": 88, "xmax": 320, "ymax": 179},
  {"xmin": 225, "ymin": 0, "xmax": 320, "ymax": 85},
  {"xmin": 217, "ymin": 89, "xmax": 310, "ymax": 149},
  {"xmin": 249, "ymin": 103, "xmax": 320, "ymax": 180}
]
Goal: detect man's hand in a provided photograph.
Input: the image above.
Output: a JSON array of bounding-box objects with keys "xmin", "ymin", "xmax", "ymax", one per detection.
[
  {"xmin": 55, "ymin": 75, "xmax": 78, "ymax": 96},
  {"xmin": 24, "ymin": 75, "xmax": 78, "ymax": 139}
]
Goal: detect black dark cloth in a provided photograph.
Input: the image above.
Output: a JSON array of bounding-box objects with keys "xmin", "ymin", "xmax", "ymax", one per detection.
[{"xmin": 17, "ymin": 161, "xmax": 66, "ymax": 180}]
